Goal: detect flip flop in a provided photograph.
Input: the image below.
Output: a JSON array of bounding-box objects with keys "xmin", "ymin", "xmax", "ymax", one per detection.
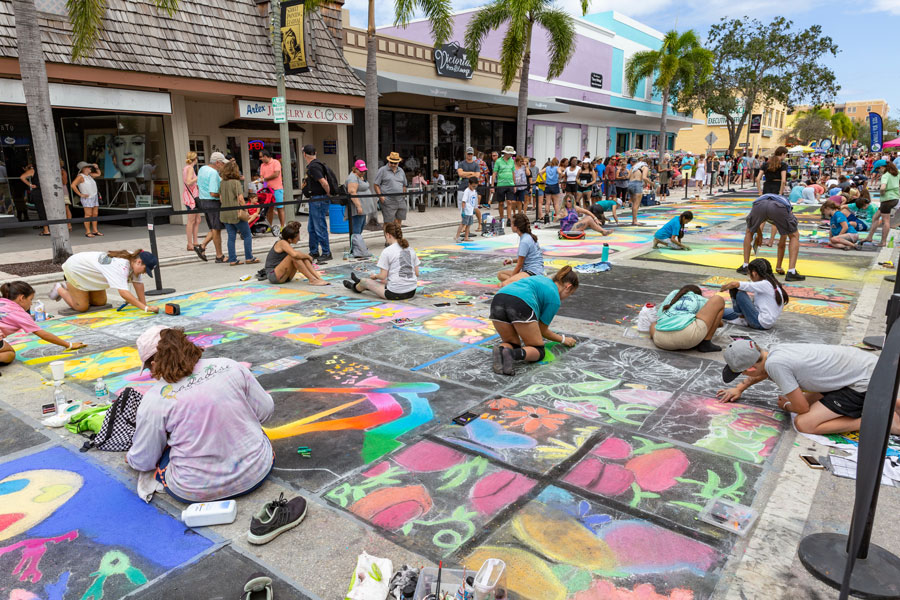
[
  {"xmin": 246, "ymin": 258, "xmax": 260, "ymax": 265},
  {"xmin": 94, "ymin": 232, "xmax": 103, "ymax": 236},
  {"xmin": 230, "ymin": 260, "xmax": 244, "ymax": 266},
  {"xmin": 85, "ymin": 233, "xmax": 96, "ymax": 238}
]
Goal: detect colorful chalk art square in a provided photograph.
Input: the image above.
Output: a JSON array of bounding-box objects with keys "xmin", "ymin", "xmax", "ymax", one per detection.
[
  {"xmin": 405, "ymin": 313, "xmax": 496, "ymax": 345},
  {"xmin": 223, "ymin": 310, "xmax": 320, "ymax": 333},
  {"xmin": 345, "ymin": 302, "xmax": 435, "ymax": 324},
  {"xmin": 52, "ymin": 346, "xmax": 143, "ymax": 382},
  {"xmin": 270, "ymin": 318, "xmax": 381, "ymax": 346}
]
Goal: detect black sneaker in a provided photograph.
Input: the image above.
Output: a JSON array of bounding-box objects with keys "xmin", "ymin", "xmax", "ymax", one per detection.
[
  {"xmin": 785, "ymin": 271, "xmax": 806, "ymax": 281},
  {"xmin": 350, "ymin": 272, "xmax": 361, "ymax": 284},
  {"xmin": 506, "ymin": 219, "xmax": 511, "ymax": 227},
  {"xmin": 309, "ymin": 253, "xmax": 320, "ymax": 260},
  {"xmin": 317, "ymin": 253, "xmax": 333, "ymax": 263},
  {"xmin": 248, "ymin": 493, "xmax": 307, "ymax": 545},
  {"xmin": 736, "ymin": 264, "xmax": 749, "ymax": 275},
  {"xmin": 344, "ymin": 280, "xmax": 361, "ymax": 293}
]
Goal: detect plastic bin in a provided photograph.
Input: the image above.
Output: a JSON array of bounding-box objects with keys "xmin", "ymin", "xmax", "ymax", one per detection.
[
  {"xmin": 329, "ymin": 202, "xmax": 349, "ymax": 234},
  {"xmin": 414, "ymin": 566, "xmax": 466, "ymax": 599}
]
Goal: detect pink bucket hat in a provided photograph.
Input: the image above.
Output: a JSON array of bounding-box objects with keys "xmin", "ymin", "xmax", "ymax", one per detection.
[{"xmin": 137, "ymin": 325, "xmax": 167, "ymax": 368}]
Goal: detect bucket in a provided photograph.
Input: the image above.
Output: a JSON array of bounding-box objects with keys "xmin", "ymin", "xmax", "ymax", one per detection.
[
  {"xmin": 328, "ymin": 203, "xmax": 349, "ymax": 234},
  {"xmin": 472, "ymin": 558, "xmax": 505, "ymax": 600}
]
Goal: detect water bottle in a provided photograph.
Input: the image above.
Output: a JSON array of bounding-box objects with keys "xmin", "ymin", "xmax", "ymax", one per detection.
[
  {"xmin": 601, "ymin": 243, "xmax": 609, "ymax": 262},
  {"xmin": 94, "ymin": 378, "xmax": 109, "ymax": 403},
  {"xmin": 455, "ymin": 576, "xmax": 475, "ymax": 600},
  {"xmin": 32, "ymin": 300, "xmax": 46, "ymax": 322},
  {"xmin": 54, "ymin": 381, "xmax": 67, "ymax": 412}
]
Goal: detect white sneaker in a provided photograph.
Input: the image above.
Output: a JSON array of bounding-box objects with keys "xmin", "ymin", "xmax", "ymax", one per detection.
[
  {"xmin": 48, "ymin": 282, "xmax": 65, "ymax": 301},
  {"xmin": 726, "ymin": 316, "xmax": 749, "ymax": 327}
]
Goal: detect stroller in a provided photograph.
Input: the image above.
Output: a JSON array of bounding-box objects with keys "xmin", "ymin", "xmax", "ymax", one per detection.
[{"xmin": 249, "ymin": 187, "xmax": 277, "ymax": 236}]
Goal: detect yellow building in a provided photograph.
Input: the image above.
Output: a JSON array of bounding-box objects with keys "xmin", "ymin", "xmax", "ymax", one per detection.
[
  {"xmin": 676, "ymin": 103, "xmax": 788, "ymax": 156},
  {"xmin": 794, "ymin": 100, "xmax": 890, "ymax": 124}
]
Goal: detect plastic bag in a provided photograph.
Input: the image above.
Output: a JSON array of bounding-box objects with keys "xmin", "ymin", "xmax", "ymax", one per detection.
[
  {"xmin": 345, "ymin": 552, "xmax": 392, "ymax": 600},
  {"xmin": 636, "ymin": 304, "xmax": 658, "ymax": 332}
]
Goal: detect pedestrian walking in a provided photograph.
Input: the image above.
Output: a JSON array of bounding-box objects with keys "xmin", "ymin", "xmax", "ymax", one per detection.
[
  {"xmin": 301, "ymin": 144, "xmax": 333, "ymax": 262},
  {"xmin": 346, "ymin": 159, "xmax": 374, "ymax": 258},
  {"xmin": 219, "ymin": 162, "xmax": 258, "ymax": 266},
  {"xmin": 373, "ymin": 152, "xmax": 408, "ymax": 228},
  {"xmin": 195, "ymin": 151, "xmax": 227, "ymax": 263},
  {"xmin": 182, "ymin": 152, "xmax": 202, "ymax": 253},
  {"xmin": 71, "ymin": 161, "xmax": 102, "ymax": 238}
]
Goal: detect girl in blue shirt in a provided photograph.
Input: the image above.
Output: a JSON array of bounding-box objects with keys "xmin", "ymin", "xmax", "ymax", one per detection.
[
  {"xmin": 498, "ymin": 214, "xmax": 545, "ymax": 287},
  {"xmin": 489, "ymin": 266, "xmax": 579, "ymax": 375},
  {"xmin": 821, "ymin": 200, "xmax": 858, "ymax": 250},
  {"xmin": 653, "ymin": 211, "xmax": 693, "ymax": 250}
]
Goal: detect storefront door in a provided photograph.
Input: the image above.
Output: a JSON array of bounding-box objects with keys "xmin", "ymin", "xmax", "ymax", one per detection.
[
  {"xmin": 532, "ymin": 124, "xmax": 555, "ymax": 164},
  {"xmin": 561, "ymin": 126, "xmax": 581, "ymax": 160},
  {"xmin": 616, "ymin": 132, "xmax": 629, "ymax": 154},
  {"xmin": 437, "ymin": 115, "xmax": 463, "ymax": 180}
]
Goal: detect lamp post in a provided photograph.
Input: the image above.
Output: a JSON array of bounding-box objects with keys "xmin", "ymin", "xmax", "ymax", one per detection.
[{"xmin": 270, "ymin": 0, "xmax": 294, "ymax": 213}]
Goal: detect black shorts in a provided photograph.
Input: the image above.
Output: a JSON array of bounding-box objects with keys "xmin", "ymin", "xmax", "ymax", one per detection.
[
  {"xmin": 489, "ymin": 294, "xmax": 537, "ymax": 323},
  {"xmin": 385, "ymin": 288, "xmax": 416, "ymax": 301},
  {"xmin": 495, "ymin": 186, "xmax": 515, "ymax": 203},
  {"xmin": 746, "ymin": 198, "xmax": 798, "ymax": 236},
  {"xmin": 818, "ymin": 386, "xmax": 866, "ymax": 419},
  {"xmin": 565, "ymin": 182, "xmax": 578, "ymax": 194},
  {"xmin": 514, "ymin": 189, "xmax": 526, "ymax": 203},
  {"xmin": 879, "ymin": 198, "xmax": 898, "ymax": 214},
  {"xmin": 199, "ymin": 199, "xmax": 223, "ymax": 231}
]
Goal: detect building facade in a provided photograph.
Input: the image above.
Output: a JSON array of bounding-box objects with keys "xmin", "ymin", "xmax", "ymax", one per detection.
[
  {"xmin": 0, "ymin": 0, "xmax": 363, "ymax": 222},
  {"xmin": 795, "ymin": 100, "xmax": 891, "ymax": 124},
  {"xmin": 676, "ymin": 103, "xmax": 789, "ymax": 157},
  {"xmin": 377, "ymin": 10, "xmax": 697, "ymax": 168}
]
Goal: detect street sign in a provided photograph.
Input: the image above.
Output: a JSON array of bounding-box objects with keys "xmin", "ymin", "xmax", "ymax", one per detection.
[
  {"xmin": 705, "ymin": 132, "xmax": 718, "ymax": 147},
  {"xmin": 738, "ymin": 142, "xmax": 750, "ymax": 147},
  {"xmin": 272, "ymin": 96, "xmax": 286, "ymax": 123}
]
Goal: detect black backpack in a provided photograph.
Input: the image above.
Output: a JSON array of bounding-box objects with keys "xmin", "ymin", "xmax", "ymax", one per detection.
[{"xmin": 311, "ymin": 159, "xmax": 346, "ymax": 203}]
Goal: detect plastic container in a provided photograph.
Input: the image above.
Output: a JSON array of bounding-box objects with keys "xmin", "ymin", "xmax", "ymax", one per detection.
[
  {"xmin": 329, "ymin": 203, "xmax": 349, "ymax": 234},
  {"xmin": 414, "ymin": 567, "xmax": 466, "ymax": 600},
  {"xmin": 50, "ymin": 360, "xmax": 66, "ymax": 381},
  {"xmin": 32, "ymin": 300, "xmax": 46, "ymax": 322},
  {"xmin": 53, "ymin": 382, "xmax": 67, "ymax": 412},
  {"xmin": 181, "ymin": 500, "xmax": 238, "ymax": 527},
  {"xmin": 698, "ymin": 498, "xmax": 758, "ymax": 536},
  {"xmin": 94, "ymin": 378, "xmax": 109, "ymax": 402},
  {"xmin": 472, "ymin": 559, "xmax": 505, "ymax": 600}
]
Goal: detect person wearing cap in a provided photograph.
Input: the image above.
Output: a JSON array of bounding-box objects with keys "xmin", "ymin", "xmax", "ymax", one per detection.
[
  {"xmin": 718, "ymin": 340, "xmax": 900, "ymax": 435},
  {"xmin": 373, "ymin": 151, "xmax": 409, "ymax": 228},
  {"xmin": 301, "ymin": 144, "xmax": 333, "ymax": 262},
  {"xmin": 493, "ymin": 146, "xmax": 517, "ymax": 226},
  {"xmin": 71, "ymin": 161, "xmax": 103, "ymax": 238},
  {"xmin": 457, "ymin": 148, "xmax": 483, "ymax": 231},
  {"xmin": 49, "ymin": 249, "xmax": 159, "ymax": 313},
  {"xmin": 127, "ymin": 327, "xmax": 276, "ymax": 503},
  {"xmin": 346, "ymin": 159, "xmax": 375, "ymax": 257},
  {"xmin": 258, "ymin": 150, "xmax": 285, "ymax": 237},
  {"xmin": 195, "ymin": 151, "xmax": 227, "ymax": 263}
]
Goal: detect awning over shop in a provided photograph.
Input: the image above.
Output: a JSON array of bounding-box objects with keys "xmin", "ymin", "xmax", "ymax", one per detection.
[
  {"xmin": 354, "ymin": 69, "xmax": 570, "ymax": 114},
  {"xmin": 0, "ymin": 80, "xmax": 171, "ymax": 114},
  {"xmin": 554, "ymin": 97, "xmax": 700, "ymax": 127}
]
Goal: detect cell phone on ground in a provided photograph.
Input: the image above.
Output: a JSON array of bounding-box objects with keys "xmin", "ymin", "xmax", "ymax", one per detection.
[
  {"xmin": 434, "ymin": 302, "xmax": 451, "ymax": 307},
  {"xmin": 453, "ymin": 412, "xmax": 479, "ymax": 426},
  {"xmin": 41, "ymin": 403, "xmax": 57, "ymax": 416},
  {"xmin": 800, "ymin": 454, "xmax": 824, "ymax": 469},
  {"xmin": 457, "ymin": 301, "xmax": 473, "ymax": 305}
]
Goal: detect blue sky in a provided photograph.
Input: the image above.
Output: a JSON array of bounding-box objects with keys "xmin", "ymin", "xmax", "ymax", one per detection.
[{"xmin": 344, "ymin": 0, "xmax": 897, "ymax": 113}]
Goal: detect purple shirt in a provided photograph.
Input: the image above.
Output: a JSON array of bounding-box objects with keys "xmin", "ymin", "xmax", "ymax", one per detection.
[{"xmin": 127, "ymin": 357, "xmax": 274, "ymax": 501}]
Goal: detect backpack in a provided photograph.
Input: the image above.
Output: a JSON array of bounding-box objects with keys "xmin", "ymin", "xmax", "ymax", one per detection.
[
  {"xmin": 80, "ymin": 387, "xmax": 143, "ymax": 452},
  {"xmin": 311, "ymin": 159, "xmax": 346, "ymax": 203}
]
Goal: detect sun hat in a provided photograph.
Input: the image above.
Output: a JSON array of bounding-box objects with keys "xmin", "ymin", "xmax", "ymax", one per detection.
[
  {"xmin": 722, "ymin": 340, "xmax": 764, "ymax": 383},
  {"xmin": 137, "ymin": 325, "xmax": 167, "ymax": 367},
  {"xmin": 76, "ymin": 161, "xmax": 92, "ymax": 171},
  {"xmin": 386, "ymin": 152, "xmax": 402, "ymax": 163},
  {"xmin": 354, "ymin": 159, "xmax": 367, "ymax": 172},
  {"xmin": 502, "ymin": 146, "xmax": 516, "ymax": 155},
  {"xmin": 209, "ymin": 151, "xmax": 227, "ymax": 164}
]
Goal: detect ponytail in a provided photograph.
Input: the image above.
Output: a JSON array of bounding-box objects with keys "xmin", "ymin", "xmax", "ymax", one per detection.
[
  {"xmin": 552, "ymin": 265, "xmax": 579, "ymax": 289},
  {"xmin": 384, "ymin": 222, "xmax": 409, "ymax": 249},
  {"xmin": 766, "ymin": 146, "xmax": 788, "ymax": 172},
  {"xmin": 512, "ymin": 214, "xmax": 537, "ymax": 242},
  {"xmin": 0, "ymin": 280, "xmax": 35, "ymax": 300},
  {"xmin": 663, "ymin": 284, "xmax": 702, "ymax": 312},
  {"xmin": 106, "ymin": 249, "xmax": 142, "ymax": 261},
  {"xmin": 748, "ymin": 258, "xmax": 789, "ymax": 306}
]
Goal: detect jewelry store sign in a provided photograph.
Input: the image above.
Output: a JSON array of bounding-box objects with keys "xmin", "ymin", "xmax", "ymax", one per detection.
[{"xmin": 236, "ymin": 99, "xmax": 353, "ymax": 124}]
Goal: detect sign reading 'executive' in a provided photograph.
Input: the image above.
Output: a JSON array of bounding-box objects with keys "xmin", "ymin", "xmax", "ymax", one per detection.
[{"xmin": 434, "ymin": 42, "xmax": 473, "ymax": 80}]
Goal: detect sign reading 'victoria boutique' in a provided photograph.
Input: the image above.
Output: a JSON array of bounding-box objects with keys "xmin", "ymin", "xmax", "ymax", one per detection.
[{"xmin": 434, "ymin": 42, "xmax": 473, "ymax": 80}]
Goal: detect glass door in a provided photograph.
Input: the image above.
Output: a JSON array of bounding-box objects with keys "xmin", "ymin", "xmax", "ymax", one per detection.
[{"xmin": 437, "ymin": 115, "xmax": 463, "ymax": 181}]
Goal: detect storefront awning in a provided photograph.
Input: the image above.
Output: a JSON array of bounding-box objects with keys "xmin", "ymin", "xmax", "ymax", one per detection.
[
  {"xmin": 554, "ymin": 97, "xmax": 701, "ymax": 126},
  {"xmin": 355, "ymin": 69, "xmax": 570, "ymax": 114},
  {"xmin": 0, "ymin": 80, "xmax": 171, "ymax": 114}
]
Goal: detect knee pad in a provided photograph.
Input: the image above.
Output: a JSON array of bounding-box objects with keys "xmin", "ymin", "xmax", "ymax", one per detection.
[{"xmin": 533, "ymin": 345, "xmax": 546, "ymax": 361}]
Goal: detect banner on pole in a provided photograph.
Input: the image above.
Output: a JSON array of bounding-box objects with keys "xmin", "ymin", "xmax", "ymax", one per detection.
[
  {"xmin": 869, "ymin": 112, "xmax": 883, "ymax": 153},
  {"xmin": 281, "ymin": 0, "xmax": 309, "ymax": 75}
]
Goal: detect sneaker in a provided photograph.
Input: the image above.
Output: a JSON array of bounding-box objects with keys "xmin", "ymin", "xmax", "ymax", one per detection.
[
  {"xmin": 736, "ymin": 264, "xmax": 749, "ymax": 275},
  {"xmin": 248, "ymin": 493, "xmax": 307, "ymax": 545},
  {"xmin": 271, "ymin": 225, "xmax": 281, "ymax": 238},
  {"xmin": 506, "ymin": 219, "xmax": 512, "ymax": 228},
  {"xmin": 725, "ymin": 316, "xmax": 749, "ymax": 327},
  {"xmin": 694, "ymin": 340, "xmax": 722, "ymax": 353},
  {"xmin": 543, "ymin": 214, "xmax": 550, "ymax": 225},
  {"xmin": 492, "ymin": 344, "xmax": 503, "ymax": 374},
  {"xmin": 343, "ymin": 280, "xmax": 361, "ymax": 293},
  {"xmin": 242, "ymin": 573, "xmax": 273, "ymax": 600},
  {"xmin": 317, "ymin": 253, "xmax": 333, "ymax": 263},
  {"xmin": 350, "ymin": 272, "xmax": 361, "ymax": 284},
  {"xmin": 48, "ymin": 282, "xmax": 64, "ymax": 301},
  {"xmin": 785, "ymin": 271, "xmax": 806, "ymax": 282}
]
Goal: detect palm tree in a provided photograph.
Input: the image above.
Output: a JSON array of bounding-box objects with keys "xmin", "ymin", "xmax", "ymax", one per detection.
[
  {"xmin": 625, "ymin": 30, "xmax": 712, "ymax": 154},
  {"xmin": 11, "ymin": 0, "xmax": 177, "ymax": 263},
  {"xmin": 830, "ymin": 111, "xmax": 853, "ymax": 144},
  {"xmin": 307, "ymin": 0, "xmax": 452, "ymax": 179},
  {"xmin": 465, "ymin": 0, "xmax": 589, "ymax": 155}
]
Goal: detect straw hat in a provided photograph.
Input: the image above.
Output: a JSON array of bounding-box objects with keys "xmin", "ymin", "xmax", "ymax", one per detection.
[{"xmin": 386, "ymin": 152, "xmax": 402, "ymax": 164}]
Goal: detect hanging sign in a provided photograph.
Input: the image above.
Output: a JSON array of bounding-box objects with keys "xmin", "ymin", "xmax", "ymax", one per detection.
[
  {"xmin": 281, "ymin": 0, "xmax": 309, "ymax": 75},
  {"xmin": 434, "ymin": 42, "xmax": 473, "ymax": 80},
  {"xmin": 869, "ymin": 112, "xmax": 884, "ymax": 152},
  {"xmin": 749, "ymin": 114, "xmax": 762, "ymax": 134}
]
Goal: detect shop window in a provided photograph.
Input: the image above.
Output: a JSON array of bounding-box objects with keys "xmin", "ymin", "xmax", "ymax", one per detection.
[
  {"xmin": 635, "ymin": 134, "xmax": 645, "ymax": 150},
  {"xmin": 616, "ymin": 133, "xmax": 629, "ymax": 154},
  {"xmin": 248, "ymin": 138, "xmax": 299, "ymax": 189},
  {"xmin": 60, "ymin": 114, "xmax": 170, "ymax": 208},
  {"xmin": 471, "ymin": 119, "xmax": 494, "ymax": 154},
  {"xmin": 378, "ymin": 111, "xmax": 430, "ymax": 177},
  {"xmin": 226, "ymin": 137, "xmax": 242, "ymax": 173},
  {"xmin": 189, "ymin": 138, "xmax": 207, "ymax": 165},
  {"xmin": 437, "ymin": 115, "xmax": 463, "ymax": 180}
]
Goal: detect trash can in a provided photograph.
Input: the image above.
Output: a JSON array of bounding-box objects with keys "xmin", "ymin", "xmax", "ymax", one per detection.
[{"xmin": 329, "ymin": 203, "xmax": 349, "ymax": 234}]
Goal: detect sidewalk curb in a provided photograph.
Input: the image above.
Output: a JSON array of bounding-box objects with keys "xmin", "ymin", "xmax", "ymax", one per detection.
[{"xmin": 7, "ymin": 219, "xmax": 458, "ymax": 287}]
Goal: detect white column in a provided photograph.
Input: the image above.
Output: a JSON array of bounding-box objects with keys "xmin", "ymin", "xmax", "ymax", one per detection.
[
  {"xmin": 167, "ymin": 93, "xmax": 189, "ymax": 224},
  {"xmin": 430, "ymin": 114, "xmax": 438, "ymax": 178},
  {"xmin": 464, "ymin": 117, "xmax": 471, "ymax": 150}
]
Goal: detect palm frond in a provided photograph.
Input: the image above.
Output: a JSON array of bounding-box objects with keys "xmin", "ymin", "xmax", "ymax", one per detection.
[
  {"xmin": 498, "ymin": 20, "xmax": 527, "ymax": 91},
  {"xmin": 395, "ymin": 0, "xmax": 454, "ymax": 45},
  {"xmin": 624, "ymin": 50, "xmax": 658, "ymax": 97},
  {"xmin": 68, "ymin": 0, "xmax": 106, "ymax": 60},
  {"xmin": 534, "ymin": 7, "xmax": 577, "ymax": 81},
  {"xmin": 463, "ymin": 0, "xmax": 509, "ymax": 74}
]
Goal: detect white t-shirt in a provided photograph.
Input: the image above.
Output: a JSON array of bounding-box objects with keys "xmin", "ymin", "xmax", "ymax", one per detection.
[
  {"xmin": 565, "ymin": 166, "xmax": 580, "ymax": 183},
  {"xmin": 378, "ymin": 243, "xmax": 420, "ymax": 294},
  {"xmin": 62, "ymin": 251, "xmax": 141, "ymax": 291},
  {"xmin": 856, "ymin": 159, "xmax": 865, "ymax": 169},
  {"xmin": 765, "ymin": 344, "xmax": 877, "ymax": 395},
  {"xmin": 460, "ymin": 187, "xmax": 478, "ymax": 216},
  {"xmin": 738, "ymin": 280, "xmax": 783, "ymax": 329}
]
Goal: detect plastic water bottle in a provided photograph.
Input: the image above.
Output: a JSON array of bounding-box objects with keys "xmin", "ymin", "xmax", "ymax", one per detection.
[
  {"xmin": 53, "ymin": 381, "xmax": 67, "ymax": 411},
  {"xmin": 32, "ymin": 300, "xmax": 46, "ymax": 322},
  {"xmin": 94, "ymin": 378, "xmax": 109, "ymax": 403},
  {"xmin": 601, "ymin": 243, "xmax": 609, "ymax": 262}
]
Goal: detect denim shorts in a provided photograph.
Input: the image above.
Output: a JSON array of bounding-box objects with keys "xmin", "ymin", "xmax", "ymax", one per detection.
[
  {"xmin": 460, "ymin": 214, "xmax": 474, "ymax": 226},
  {"xmin": 545, "ymin": 183, "xmax": 561, "ymax": 195},
  {"xmin": 627, "ymin": 181, "xmax": 643, "ymax": 196}
]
